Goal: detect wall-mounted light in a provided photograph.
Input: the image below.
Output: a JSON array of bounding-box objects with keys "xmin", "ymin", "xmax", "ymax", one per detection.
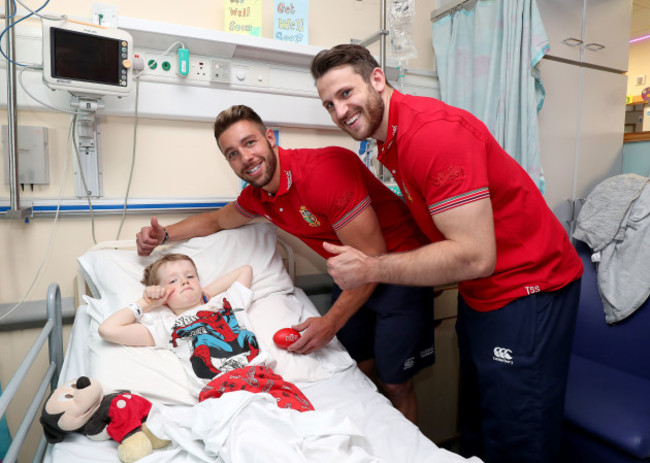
[{"xmin": 630, "ymin": 34, "xmax": 650, "ymax": 44}]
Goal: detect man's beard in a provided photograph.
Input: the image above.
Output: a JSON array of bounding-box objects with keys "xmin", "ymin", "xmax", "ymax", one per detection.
[
  {"xmin": 344, "ymin": 86, "xmax": 385, "ymax": 141},
  {"xmin": 241, "ymin": 140, "xmax": 277, "ymax": 188}
]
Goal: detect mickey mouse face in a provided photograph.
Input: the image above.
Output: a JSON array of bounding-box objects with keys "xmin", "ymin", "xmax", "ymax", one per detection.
[{"xmin": 44, "ymin": 377, "xmax": 104, "ymax": 432}]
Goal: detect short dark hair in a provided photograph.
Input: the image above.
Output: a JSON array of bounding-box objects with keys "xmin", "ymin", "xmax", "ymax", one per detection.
[
  {"xmin": 213, "ymin": 105, "xmax": 267, "ymax": 149},
  {"xmin": 142, "ymin": 253, "xmax": 198, "ymax": 286},
  {"xmin": 310, "ymin": 44, "xmax": 381, "ymax": 82}
]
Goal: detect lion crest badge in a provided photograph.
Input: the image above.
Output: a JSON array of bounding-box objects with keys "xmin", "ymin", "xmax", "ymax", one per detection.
[{"xmin": 299, "ymin": 206, "xmax": 320, "ymax": 227}]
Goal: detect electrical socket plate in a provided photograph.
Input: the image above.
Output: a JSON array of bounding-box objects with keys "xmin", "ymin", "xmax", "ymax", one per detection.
[
  {"xmin": 91, "ymin": 2, "xmax": 118, "ymax": 27},
  {"xmin": 188, "ymin": 57, "xmax": 211, "ymax": 81},
  {"xmin": 210, "ymin": 60, "xmax": 231, "ymax": 83}
]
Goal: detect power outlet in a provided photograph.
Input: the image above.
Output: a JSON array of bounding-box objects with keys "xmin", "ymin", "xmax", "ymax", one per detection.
[
  {"xmin": 188, "ymin": 57, "xmax": 211, "ymax": 81},
  {"xmin": 210, "ymin": 60, "xmax": 231, "ymax": 83},
  {"xmin": 91, "ymin": 2, "xmax": 118, "ymax": 27}
]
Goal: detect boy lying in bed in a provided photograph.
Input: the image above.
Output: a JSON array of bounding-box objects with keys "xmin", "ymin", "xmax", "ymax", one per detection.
[{"xmin": 99, "ymin": 253, "xmax": 313, "ymax": 412}]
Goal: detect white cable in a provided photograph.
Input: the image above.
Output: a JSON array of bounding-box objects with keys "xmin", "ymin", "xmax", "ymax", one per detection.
[
  {"xmin": 0, "ymin": 113, "xmax": 73, "ymax": 323},
  {"xmin": 71, "ymin": 110, "xmax": 98, "ymax": 245},
  {"xmin": 116, "ymin": 78, "xmax": 140, "ymax": 239},
  {"xmin": 117, "ymin": 39, "xmax": 185, "ymax": 238},
  {"xmin": 19, "ymin": 65, "xmax": 98, "ymax": 244},
  {"xmin": 15, "ymin": 0, "xmax": 65, "ymax": 20},
  {"xmin": 18, "ymin": 65, "xmax": 78, "ymax": 114}
]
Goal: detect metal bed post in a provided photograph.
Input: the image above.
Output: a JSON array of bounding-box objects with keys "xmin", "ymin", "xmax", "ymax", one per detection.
[
  {"xmin": 4, "ymin": 0, "xmax": 31, "ymax": 220},
  {"xmin": 47, "ymin": 284, "xmax": 64, "ymax": 390},
  {"xmin": 379, "ymin": 0, "xmax": 387, "ymax": 72},
  {"xmin": 0, "ymin": 284, "xmax": 63, "ymax": 463}
]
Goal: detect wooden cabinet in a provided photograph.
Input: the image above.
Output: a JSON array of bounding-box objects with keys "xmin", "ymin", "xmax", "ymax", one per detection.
[{"xmin": 537, "ymin": 0, "xmax": 632, "ymax": 71}]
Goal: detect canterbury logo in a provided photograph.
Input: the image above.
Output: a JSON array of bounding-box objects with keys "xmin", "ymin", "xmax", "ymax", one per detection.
[{"xmin": 493, "ymin": 347, "xmax": 514, "ymax": 364}]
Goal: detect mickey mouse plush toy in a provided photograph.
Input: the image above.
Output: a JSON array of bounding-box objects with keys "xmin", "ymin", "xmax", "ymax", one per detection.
[{"xmin": 40, "ymin": 376, "xmax": 170, "ymax": 463}]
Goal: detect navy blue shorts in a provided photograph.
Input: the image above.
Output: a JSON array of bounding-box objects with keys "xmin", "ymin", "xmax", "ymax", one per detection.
[
  {"xmin": 332, "ymin": 283, "xmax": 435, "ymax": 385},
  {"xmin": 456, "ymin": 279, "xmax": 581, "ymax": 463}
]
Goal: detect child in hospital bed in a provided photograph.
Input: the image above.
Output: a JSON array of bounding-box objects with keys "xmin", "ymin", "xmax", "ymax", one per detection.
[{"xmin": 99, "ymin": 253, "xmax": 313, "ymax": 411}]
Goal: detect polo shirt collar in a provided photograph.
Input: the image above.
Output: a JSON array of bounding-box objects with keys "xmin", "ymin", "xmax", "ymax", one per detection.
[
  {"xmin": 262, "ymin": 147, "xmax": 293, "ymax": 201},
  {"xmin": 377, "ymin": 90, "xmax": 404, "ymax": 163}
]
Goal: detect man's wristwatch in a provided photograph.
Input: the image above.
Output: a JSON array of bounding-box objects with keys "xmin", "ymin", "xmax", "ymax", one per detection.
[{"xmin": 161, "ymin": 227, "xmax": 169, "ymax": 244}]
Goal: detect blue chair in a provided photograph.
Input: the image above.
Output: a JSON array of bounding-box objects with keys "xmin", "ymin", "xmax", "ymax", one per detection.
[{"xmin": 561, "ymin": 242, "xmax": 650, "ymax": 462}]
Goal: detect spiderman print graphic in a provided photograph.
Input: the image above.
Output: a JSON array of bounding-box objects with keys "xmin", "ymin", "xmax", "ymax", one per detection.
[{"xmin": 170, "ymin": 298, "xmax": 259, "ymax": 379}]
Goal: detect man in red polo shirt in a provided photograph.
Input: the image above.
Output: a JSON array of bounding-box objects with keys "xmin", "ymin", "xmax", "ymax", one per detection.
[
  {"xmin": 310, "ymin": 44, "xmax": 583, "ymax": 463},
  {"xmin": 136, "ymin": 105, "xmax": 435, "ymax": 423}
]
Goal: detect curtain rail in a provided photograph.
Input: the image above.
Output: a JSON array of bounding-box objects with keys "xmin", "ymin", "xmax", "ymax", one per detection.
[{"xmin": 430, "ymin": 0, "xmax": 478, "ymax": 22}]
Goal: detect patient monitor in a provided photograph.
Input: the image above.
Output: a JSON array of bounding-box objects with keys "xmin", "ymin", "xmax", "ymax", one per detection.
[
  {"xmin": 41, "ymin": 19, "xmax": 134, "ymax": 197},
  {"xmin": 41, "ymin": 18, "xmax": 133, "ymax": 98}
]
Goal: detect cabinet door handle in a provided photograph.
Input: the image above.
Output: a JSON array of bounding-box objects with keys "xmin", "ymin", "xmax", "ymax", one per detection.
[
  {"xmin": 562, "ymin": 37, "xmax": 584, "ymax": 47},
  {"xmin": 584, "ymin": 43, "xmax": 606, "ymax": 52}
]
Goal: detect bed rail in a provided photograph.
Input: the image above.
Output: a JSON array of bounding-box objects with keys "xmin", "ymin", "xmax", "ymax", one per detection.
[{"xmin": 0, "ymin": 283, "xmax": 63, "ymax": 463}]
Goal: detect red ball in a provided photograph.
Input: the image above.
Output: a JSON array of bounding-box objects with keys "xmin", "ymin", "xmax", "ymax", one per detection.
[{"xmin": 273, "ymin": 328, "xmax": 301, "ymax": 349}]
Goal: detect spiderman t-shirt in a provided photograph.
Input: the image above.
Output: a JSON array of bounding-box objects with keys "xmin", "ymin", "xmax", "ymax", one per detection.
[{"xmin": 141, "ymin": 282, "xmax": 265, "ymax": 396}]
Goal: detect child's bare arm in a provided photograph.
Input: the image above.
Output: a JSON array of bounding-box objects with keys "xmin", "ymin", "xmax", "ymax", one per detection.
[
  {"xmin": 203, "ymin": 265, "xmax": 253, "ymax": 300},
  {"xmin": 98, "ymin": 286, "xmax": 170, "ymax": 346}
]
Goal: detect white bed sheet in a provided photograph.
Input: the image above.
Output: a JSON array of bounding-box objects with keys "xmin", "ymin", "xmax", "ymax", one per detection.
[{"xmin": 45, "ymin": 290, "xmax": 480, "ymax": 463}]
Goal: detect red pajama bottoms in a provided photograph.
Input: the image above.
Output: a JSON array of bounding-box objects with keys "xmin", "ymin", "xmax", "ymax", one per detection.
[{"xmin": 199, "ymin": 365, "xmax": 314, "ymax": 412}]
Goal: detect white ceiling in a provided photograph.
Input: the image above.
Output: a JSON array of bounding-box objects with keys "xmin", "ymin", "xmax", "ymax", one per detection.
[{"xmin": 632, "ymin": 0, "xmax": 650, "ymax": 38}]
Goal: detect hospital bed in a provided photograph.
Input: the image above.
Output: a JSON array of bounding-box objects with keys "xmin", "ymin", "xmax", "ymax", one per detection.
[
  {"xmin": 0, "ymin": 284, "xmax": 63, "ymax": 463},
  {"xmin": 1, "ymin": 222, "xmax": 477, "ymax": 463}
]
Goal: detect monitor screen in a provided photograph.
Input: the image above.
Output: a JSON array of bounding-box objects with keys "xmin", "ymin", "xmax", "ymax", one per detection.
[
  {"xmin": 51, "ymin": 28, "xmax": 121, "ymax": 86},
  {"xmin": 42, "ymin": 19, "xmax": 132, "ymax": 97}
]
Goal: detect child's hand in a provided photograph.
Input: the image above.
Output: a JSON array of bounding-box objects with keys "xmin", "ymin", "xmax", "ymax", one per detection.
[{"xmin": 141, "ymin": 285, "xmax": 173, "ymax": 310}]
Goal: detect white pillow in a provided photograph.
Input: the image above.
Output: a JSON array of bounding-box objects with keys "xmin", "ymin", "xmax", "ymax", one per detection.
[
  {"xmin": 84, "ymin": 296, "xmax": 197, "ymax": 405},
  {"xmin": 78, "ymin": 222, "xmax": 293, "ymax": 313}
]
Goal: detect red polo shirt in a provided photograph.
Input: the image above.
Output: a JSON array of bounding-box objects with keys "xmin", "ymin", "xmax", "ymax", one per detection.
[
  {"xmin": 235, "ymin": 146, "xmax": 427, "ymax": 258},
  {"xmin": 377, "ymin": 91, "xmax": 583, "ymax": 311}
]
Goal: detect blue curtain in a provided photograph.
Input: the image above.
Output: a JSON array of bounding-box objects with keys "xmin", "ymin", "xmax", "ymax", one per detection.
[
  {"xmin": 0, "ymin": 381, "xmax": 11, "ymax": 461},
  {"xmin": 432, "ymin": 0, "xmax": 549, "ymax": 193}
]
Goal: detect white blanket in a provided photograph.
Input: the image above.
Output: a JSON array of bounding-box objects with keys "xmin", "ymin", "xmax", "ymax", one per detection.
[{"xmin": 145, "ymin": 392, "xmax": 385, "ymax": 463}]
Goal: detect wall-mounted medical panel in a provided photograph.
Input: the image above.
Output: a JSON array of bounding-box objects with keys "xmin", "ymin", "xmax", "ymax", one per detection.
[
  {"xmin": 0, "ymin": 15, "xmax": 438, "ymax": 129},
  {"xmin": 1, "ymin": 125, "xmax": 49, "ymax": 186}
]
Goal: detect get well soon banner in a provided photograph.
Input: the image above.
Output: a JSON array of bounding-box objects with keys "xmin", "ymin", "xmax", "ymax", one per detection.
[
  {"xmin": 226, "ymin": 0, "xmax": 262, "ymax": 37},
  {"xmin": 274, "ymin": 0, "xmax": 308, "ymax": 44}
]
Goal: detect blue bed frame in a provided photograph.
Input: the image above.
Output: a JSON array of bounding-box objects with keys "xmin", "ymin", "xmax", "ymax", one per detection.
[{"xmin": 0, "ymin": 284, "xmax": 63, "ymax": 463}]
